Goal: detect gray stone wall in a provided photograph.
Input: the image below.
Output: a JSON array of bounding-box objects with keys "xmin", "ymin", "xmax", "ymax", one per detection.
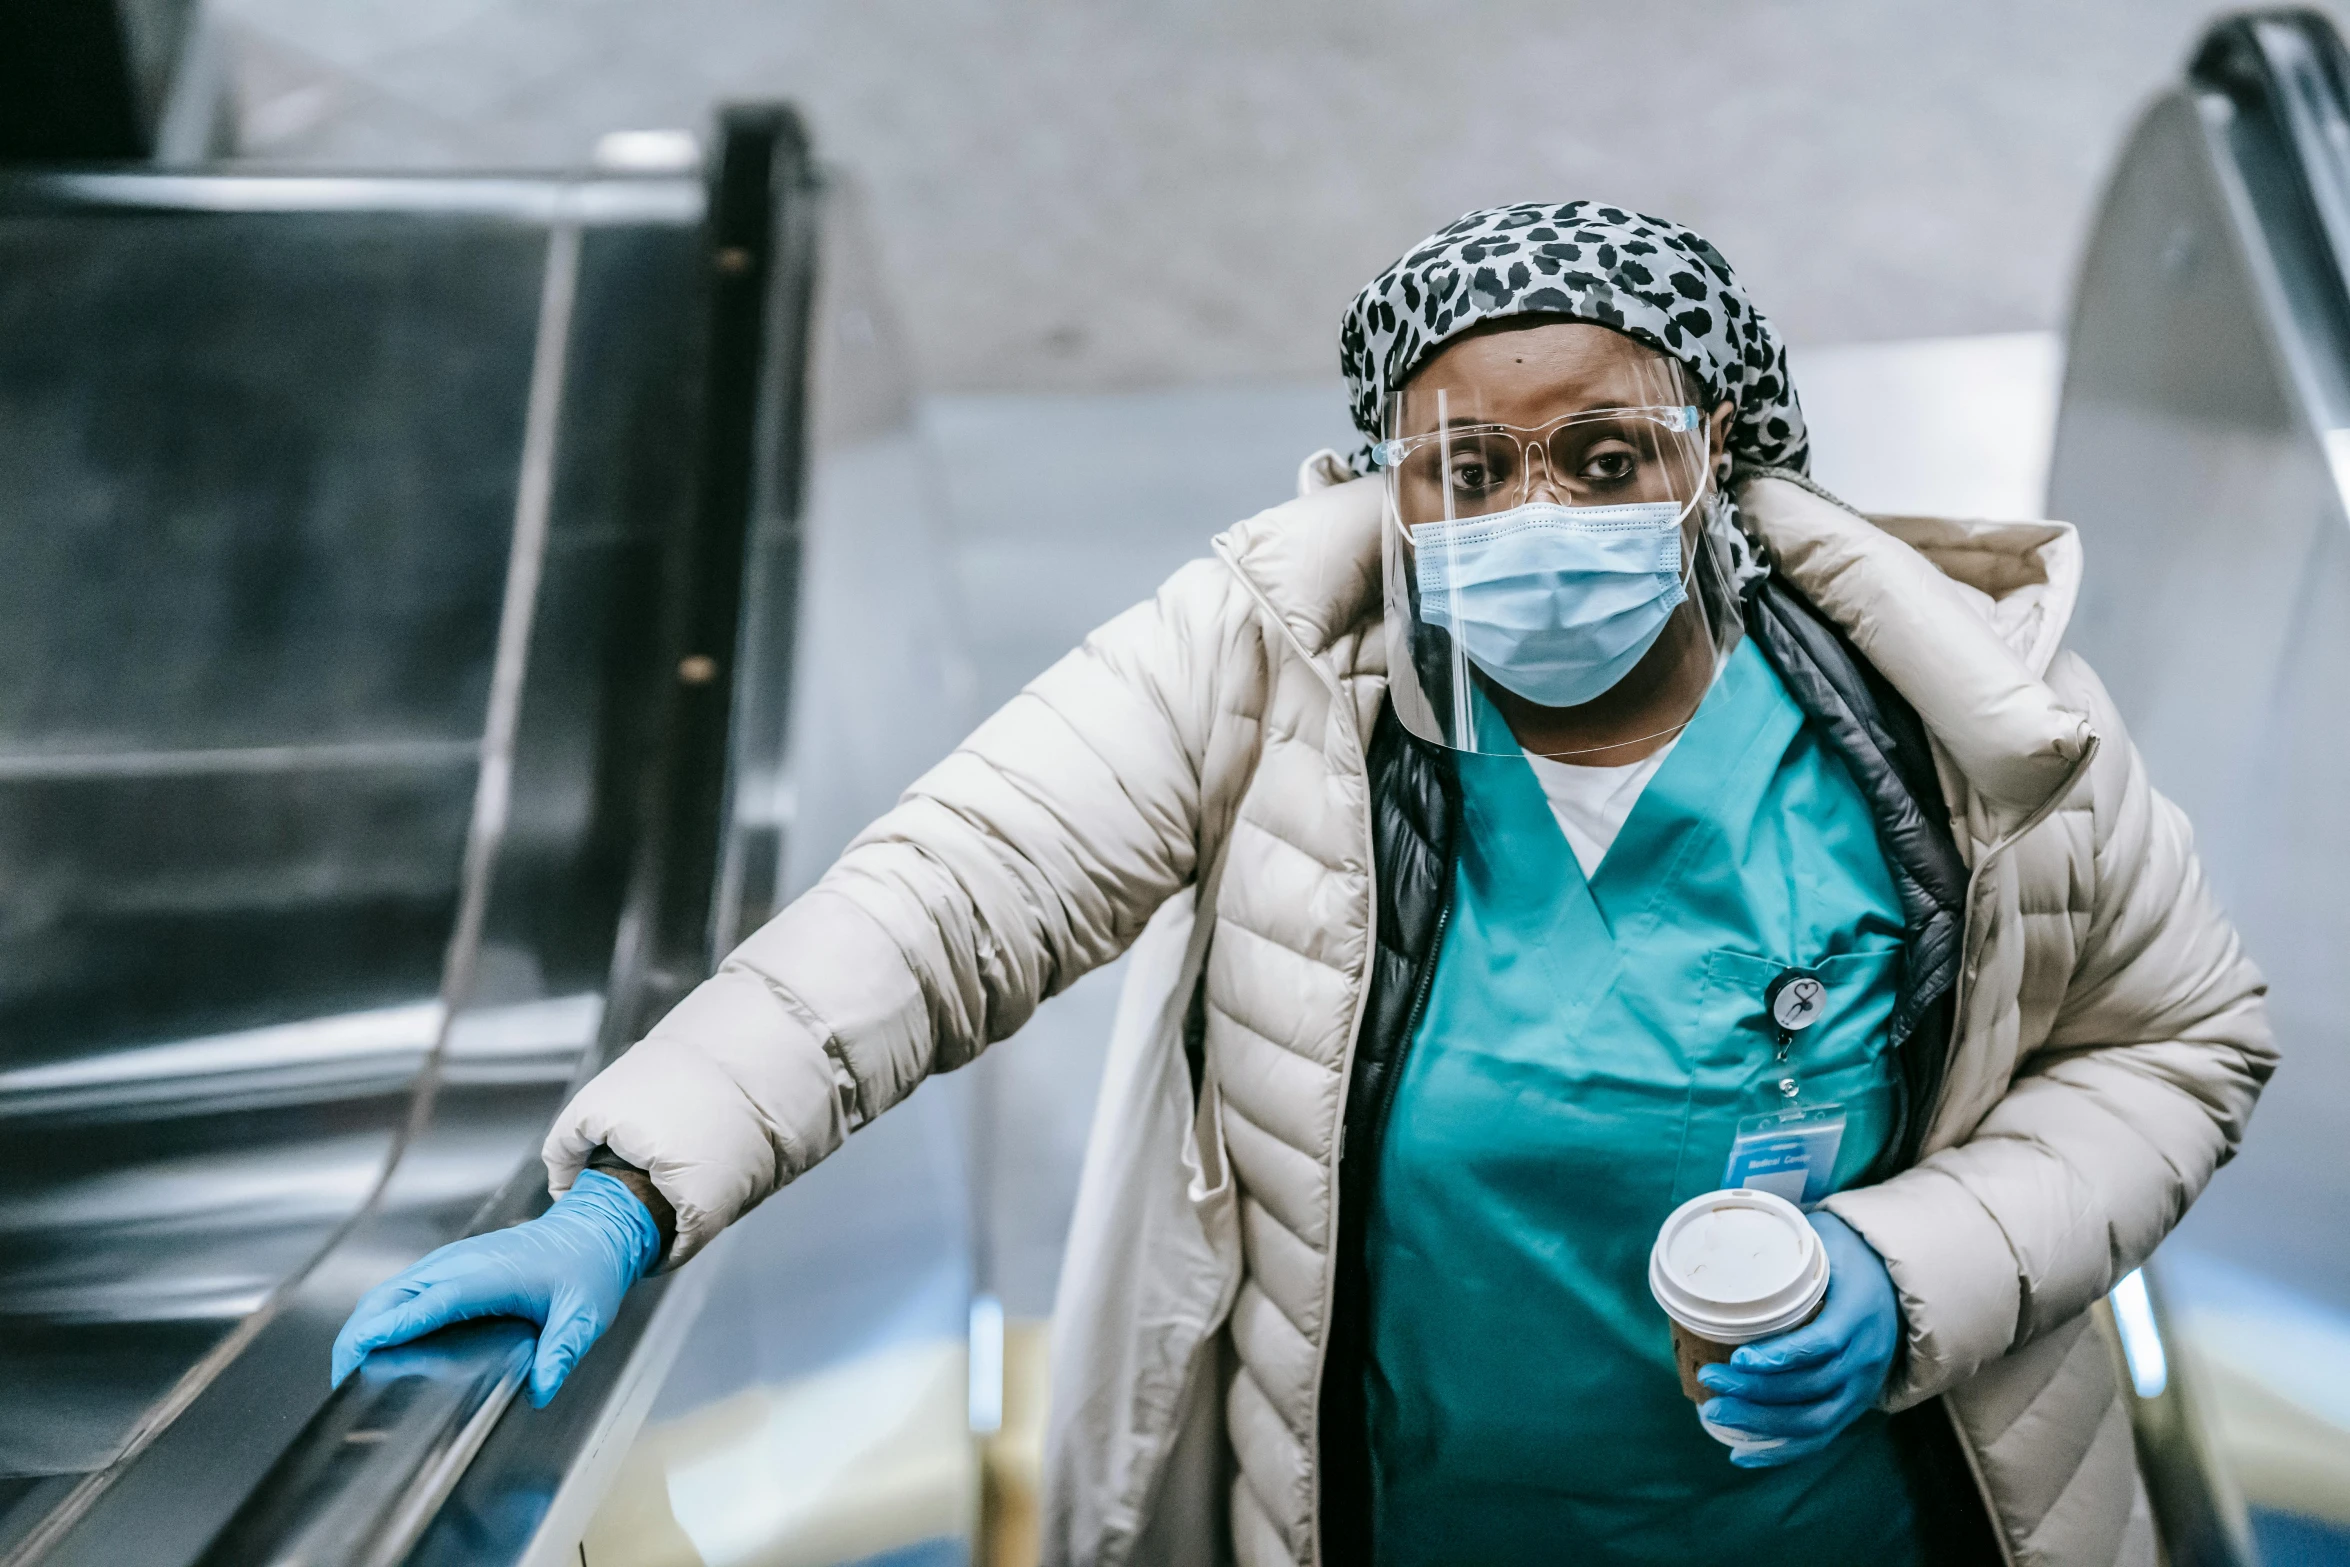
[{"xmin": 212, "ymin": 0, "xmax": 2326, "ymax": 394}]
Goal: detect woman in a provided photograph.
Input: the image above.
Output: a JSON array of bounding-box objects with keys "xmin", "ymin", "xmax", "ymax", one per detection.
[{"xmin": 335, "ymin": 203, "xmax": 2275, "ymax": 1566}]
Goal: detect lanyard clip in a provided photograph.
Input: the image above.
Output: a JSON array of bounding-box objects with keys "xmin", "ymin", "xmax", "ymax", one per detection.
[
  {"xmin": 1763, "ymin": 967, "xmax": 1826, "ymax": 1089},
  {"xmin": 1765, "ymin": 968, "xmax": 1828, "ymax": 1036}
]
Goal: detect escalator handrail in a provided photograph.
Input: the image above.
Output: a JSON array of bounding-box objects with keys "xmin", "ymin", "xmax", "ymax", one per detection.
[{"xmin": 2194, "ymin": 13, "xmax": 2350, "ymax": 362}]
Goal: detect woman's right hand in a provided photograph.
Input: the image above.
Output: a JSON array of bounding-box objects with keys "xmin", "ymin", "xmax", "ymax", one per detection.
[
  {"xmin": 1694, "ymin": 1212, "xmax": 1901, "ymax": 1466},
  {"xmin": 329, "ymin": 1168, "xmax": 662, "ymax": 1407}
]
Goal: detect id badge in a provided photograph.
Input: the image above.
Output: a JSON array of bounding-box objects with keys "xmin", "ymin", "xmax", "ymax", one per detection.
[{"xmin": 1723, "ymin": 1104, "xmax": 1846, "ymax": 1207}]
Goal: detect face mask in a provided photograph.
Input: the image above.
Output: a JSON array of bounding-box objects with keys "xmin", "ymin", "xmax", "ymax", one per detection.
[{"xmin": 1413, "ymin": 500, "xmax": 1689, "ymax": 709}]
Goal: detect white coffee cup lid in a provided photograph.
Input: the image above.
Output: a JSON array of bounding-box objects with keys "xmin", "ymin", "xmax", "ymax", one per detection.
[{"xmin": 1648, "ymin": 1188, "xmax": 1830, "ymax": 1344}]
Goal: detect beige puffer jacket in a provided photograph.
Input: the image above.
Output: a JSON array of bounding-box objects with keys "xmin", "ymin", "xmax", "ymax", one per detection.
[{"xmin": 546, "ymin": 468, "xmax": 2275, "ymax": 1567}]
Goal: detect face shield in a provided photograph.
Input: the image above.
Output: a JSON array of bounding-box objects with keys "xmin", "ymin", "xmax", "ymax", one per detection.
[{"xmin": 1372, "ymin": 345, "xmax": 1738, "ymax": 754}]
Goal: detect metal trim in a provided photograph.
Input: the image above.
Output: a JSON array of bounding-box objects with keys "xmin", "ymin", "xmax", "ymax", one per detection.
[
  {"xmin": 0, "ymin": 171, "xmax": 703, "ymax": 226},
  {"xmin": 0, "ymin": 739, "xmax": 481, "ymax": 781}
]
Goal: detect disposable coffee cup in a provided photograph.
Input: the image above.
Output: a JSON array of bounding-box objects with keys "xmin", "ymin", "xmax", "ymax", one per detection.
[{"xmin": 1648, "ymin": 1188, "xmax": 1831, "ymax": 1454}]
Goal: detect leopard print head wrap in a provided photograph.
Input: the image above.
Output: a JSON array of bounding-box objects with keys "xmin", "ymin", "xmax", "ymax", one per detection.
[{"xmin": 1339, "ymin": 201, "xmax": 1807, "ymax": 477}]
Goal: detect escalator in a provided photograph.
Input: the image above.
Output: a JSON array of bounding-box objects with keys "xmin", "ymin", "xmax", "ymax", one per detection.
[
  {"xmin": 0, "ymin": 108, "xmax": 979, "ymax": 1566},
  {"xmin": 2053, "ymin": 9, "xmax": 2350, "ymax": 1562},
  {"xmin": 46, "ymin": 12, "xmax": 2350, "ymax": 1562}
]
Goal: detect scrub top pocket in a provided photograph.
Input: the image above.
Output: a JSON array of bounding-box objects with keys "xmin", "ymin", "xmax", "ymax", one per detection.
[{"xmin": 1681, "ymin": 947, "xmax": 1905, "ymax": 1203}]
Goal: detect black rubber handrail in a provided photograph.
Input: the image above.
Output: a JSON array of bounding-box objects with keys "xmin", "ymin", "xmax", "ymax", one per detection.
[
  {"xmin": 190, "ymin": 1322, "xmax": 535, "ymax": 1567},
  {"xmin": 2195, "ymin": 11, "xmax": 2350, "ymax": 286},
  {"xmin": 2192, "ymin": 9, "xmax": 2350, "ymax": 423}
]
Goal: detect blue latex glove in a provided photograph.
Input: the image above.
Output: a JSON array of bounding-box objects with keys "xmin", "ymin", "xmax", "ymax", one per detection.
[
  {"xmin": 330, "ymin": 1169, "xmax": 661, "ymax": 1408},
  {"xmin": 1695, "ymin": 1211, "xmax": 1902, "ymax": 1467}
]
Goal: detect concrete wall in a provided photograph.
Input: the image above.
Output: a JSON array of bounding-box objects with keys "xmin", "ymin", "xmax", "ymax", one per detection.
[{"xmin": 213, "ymin": 0, "xmax": 2338, "ymax": 394}]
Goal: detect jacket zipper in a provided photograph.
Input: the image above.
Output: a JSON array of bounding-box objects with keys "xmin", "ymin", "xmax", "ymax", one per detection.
[{"xmin": 1916, "ymin": 732, "xmax": 2101, "ymax": 1149}]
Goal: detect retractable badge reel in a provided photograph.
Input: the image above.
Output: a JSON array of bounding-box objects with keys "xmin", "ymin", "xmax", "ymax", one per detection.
[{"xmin": 1723, "ymin": 968, "xmax": 1847, "ymax": 1207}]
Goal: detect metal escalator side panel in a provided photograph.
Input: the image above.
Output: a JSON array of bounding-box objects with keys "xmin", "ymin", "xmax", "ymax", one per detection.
[
  {"xmin": 2047, "ymin": 80, "xmax": 2287, "ymax": 1567},
  {"xmin": 556, "ymin": 172, "xmax": 989, "ymax": 1567},
  {"xmin": 176, "ymin": 182, "xmax": 736, "ymax": 1561},
  {"xmin": 0, "ymin": 190, "xmax": 550, "ymax": 1559},
  {"xmin": 2050, "ymin": 86, "xmax": 2325, "ymax": 750},
  {"xmin": 1, "ymin": 177, "xmax": 708, "ymax": 1567},
  {"xmin": 2052, "ymin": 16, "xmax": 2350, "ymax": 1563},
  {"xmin": 2054, "ymin": 66, "xmax": 2350, "ymax": 1322},
  {"xmin": 398, "ymin": 109, "xmax": 831, "ymax": 1567},
  {"xmin": 186, "ymin": 216, "xmax": 595, "ymax": 1567},
  {"xmin": 767, "ymin": 170, "xmax": 981, "ymax": 912}
]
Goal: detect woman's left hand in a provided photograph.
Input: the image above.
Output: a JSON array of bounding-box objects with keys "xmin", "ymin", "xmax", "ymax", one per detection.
[{"xmin": 1695, "ymin": 1211, "xmax": 1901, "ymax": 1467}]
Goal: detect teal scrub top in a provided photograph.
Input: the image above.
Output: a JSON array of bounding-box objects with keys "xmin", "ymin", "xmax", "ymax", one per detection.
[{"xmin": 1363, "ymin": 638, "xmax": 1923, "ymax": 1567}]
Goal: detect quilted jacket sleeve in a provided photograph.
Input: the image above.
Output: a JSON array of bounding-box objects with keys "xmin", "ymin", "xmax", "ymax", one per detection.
[
  {"xmin": 1825, "ymin": 651, "xmax": 2276, "ymax": 1405},
  {"xmin": 545, "ymin": 558, "xmax": 1259, "ymax": 1263}
]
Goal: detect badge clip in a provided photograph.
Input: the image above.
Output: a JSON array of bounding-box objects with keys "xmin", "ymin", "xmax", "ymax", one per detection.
[
  {"xmin": 1764, "ymin": 967, "xmax": 1827, "ymax": 1041},
  {"xmin": 1729, "ymin": 967, "xmax": 1845, "ymax": 1202},
  {"xmin": 1762, "ymin": 967, "xmax": 1826, "ymax": 1099}
]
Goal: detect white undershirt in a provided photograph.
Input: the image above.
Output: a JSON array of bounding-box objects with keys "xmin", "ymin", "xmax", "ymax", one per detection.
[
  {"xmin": 1521, "ymin": 649, "xmax": 1728, "ymax": 876},
  {"xmin": 1522, "ymin": 737, "xmax": 1682, "ymax": 879}
]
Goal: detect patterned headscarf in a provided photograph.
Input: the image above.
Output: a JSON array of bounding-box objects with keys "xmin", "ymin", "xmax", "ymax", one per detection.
[{"xmin": 1340, "ymin": 201, "xmax": 1807, "ymax": 477}]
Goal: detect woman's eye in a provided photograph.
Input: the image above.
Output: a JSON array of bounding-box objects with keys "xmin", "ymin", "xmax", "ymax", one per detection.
[
  {"xmin": 1450, "ymin": 463, "xmax": 1493, "ymax": 491},
  {"xmin": 1581, "ymin": 449, "xmax": 1636, "ymax": 484}
]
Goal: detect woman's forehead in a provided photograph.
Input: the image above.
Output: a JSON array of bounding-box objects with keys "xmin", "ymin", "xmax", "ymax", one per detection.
[{"xmin": 1400, "ymin": 322, "xmax": 1682, "ymax": 424}]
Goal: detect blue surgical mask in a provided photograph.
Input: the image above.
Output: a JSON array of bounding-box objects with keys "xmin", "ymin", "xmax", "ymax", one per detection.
[{"xmin": 1413, "ymin": 501, "xmax": 1690, "ymax": 708}]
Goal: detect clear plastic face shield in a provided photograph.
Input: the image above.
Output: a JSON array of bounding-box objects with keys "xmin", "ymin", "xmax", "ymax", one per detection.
[{"xmin": 1373, "ymin": 337, "xmax": 1740, "ymax": 754}]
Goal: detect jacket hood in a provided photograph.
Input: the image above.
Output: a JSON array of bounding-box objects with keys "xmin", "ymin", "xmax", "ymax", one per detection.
[
  {"xmin": 1736, "ymin": 470, "xmax": 2092, "ymax": 822},
  {"xmin": 1212, "ymin": 473, "xmax": 1387, "ymax": 678},
  {"xmin": 1214, "ymin": 464, "xmax": 2095, "ymax": 820}
]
